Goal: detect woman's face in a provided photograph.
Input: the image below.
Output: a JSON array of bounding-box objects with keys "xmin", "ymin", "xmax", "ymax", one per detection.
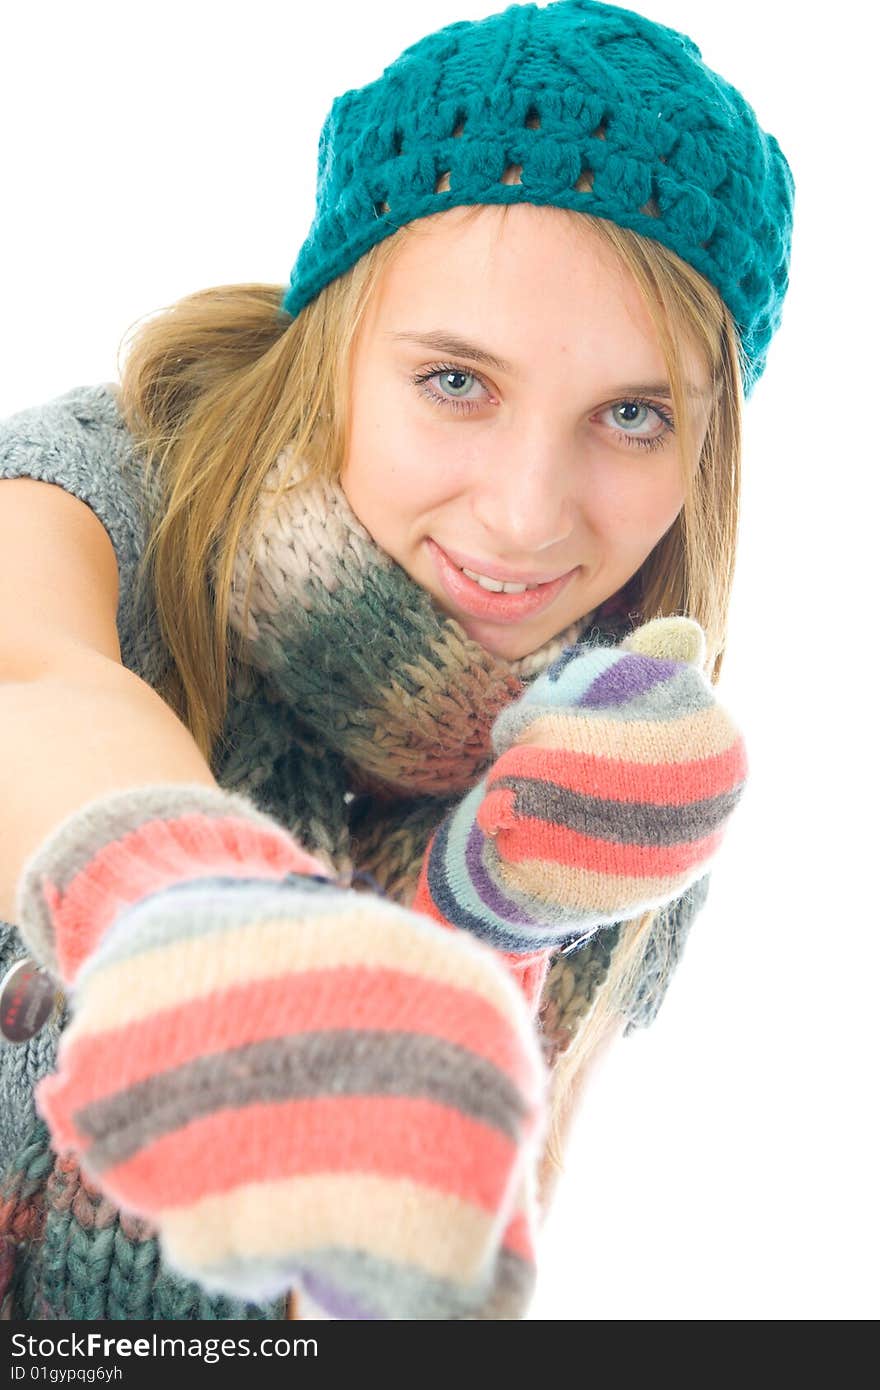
[{"xmin": 341, "ymin": 203, "xmax": 712, "ymax": 661}]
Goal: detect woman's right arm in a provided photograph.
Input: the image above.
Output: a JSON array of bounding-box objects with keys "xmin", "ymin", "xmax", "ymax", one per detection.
[
  {"xmin": 0, "ymin": 477, "xmax": 217, "ymax": 925},
  {"xmin": 2, "ymin": 481, "xmax": 547, "ymax": 1320}
]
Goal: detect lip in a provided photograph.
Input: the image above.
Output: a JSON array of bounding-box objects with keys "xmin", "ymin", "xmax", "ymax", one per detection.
[
  {"xmin": 427, "ymin": 538, "xmax": 579, "ymax": 624},
  {"xmin": 434, "ymin": 543, "xmax": 574, "ymax": 586}
]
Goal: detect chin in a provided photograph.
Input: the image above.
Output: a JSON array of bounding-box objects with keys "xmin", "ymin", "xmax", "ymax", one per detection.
[{"xmin": 460, "ymin": 618, "xmax": 549, "ymax": 662}]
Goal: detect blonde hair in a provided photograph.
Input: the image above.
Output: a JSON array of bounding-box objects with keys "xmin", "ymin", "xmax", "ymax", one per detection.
[{"xmin": 116, "ymin": 202, "xmax": 744, "ymax": 1218}]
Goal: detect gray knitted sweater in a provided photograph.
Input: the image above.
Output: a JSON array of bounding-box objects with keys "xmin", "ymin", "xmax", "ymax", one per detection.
[
  {"xmin": 0, "ymin": 382, "xmax": 708, "ymax": 1180},
  {"xmin": 0, "ymin": 383, "xmax": 172, "ymax": 1168}
]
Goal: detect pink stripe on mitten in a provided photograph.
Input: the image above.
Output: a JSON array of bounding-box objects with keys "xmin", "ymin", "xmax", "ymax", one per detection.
[
  {"xmin": 14, "ymin": 781, "xmax": 329, "ymax": 986},
  {"xmin": 414, "ymin": 616, "xmax": 747, "ymax": 955},
  {"xmin": 15, "ymin": 780, "xmax": 549, "ymax": 1318}
]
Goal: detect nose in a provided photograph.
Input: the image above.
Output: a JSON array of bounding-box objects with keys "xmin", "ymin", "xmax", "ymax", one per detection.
[{"xmin": 469, "ymin": 425, "xmax": 575, "ymax": 556}]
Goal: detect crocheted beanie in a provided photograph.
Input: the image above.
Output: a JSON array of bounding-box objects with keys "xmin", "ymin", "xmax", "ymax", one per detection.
[{"xmin": 280, "ymin": 0, "xmax": 794, "ymax": 394}]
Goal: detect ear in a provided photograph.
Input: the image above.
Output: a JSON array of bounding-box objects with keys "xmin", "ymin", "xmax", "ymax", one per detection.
[{"xmin": 620, "ymin": 614, "xmax": 706, "ymax": 668}]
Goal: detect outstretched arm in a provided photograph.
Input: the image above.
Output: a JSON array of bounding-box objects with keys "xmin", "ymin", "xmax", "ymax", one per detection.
[{"xmin": 14, "ymin": 780, "xmax": 549, "ymax": 1319}]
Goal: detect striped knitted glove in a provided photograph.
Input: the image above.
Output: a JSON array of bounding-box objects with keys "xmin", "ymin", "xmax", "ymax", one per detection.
[
  {"xmin": 13, "ymin": 783, "xmax": 548, "ymax": 1319},
  {"xmin": 414, "ymin": 617, "xmax": 747, "ymax": 994}
]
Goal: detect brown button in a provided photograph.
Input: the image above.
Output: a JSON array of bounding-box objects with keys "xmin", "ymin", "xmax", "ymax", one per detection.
[{"xmin": 0, "ymin": 957, "xmax": 61, "ymax": 1044}]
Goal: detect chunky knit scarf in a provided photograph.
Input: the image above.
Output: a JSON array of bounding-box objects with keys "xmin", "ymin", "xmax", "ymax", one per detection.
[
  {"xmin": 2, "ymin": 442, "xmax": 698, "ymax": 1322},
  {"xmin": 213, "ymin": 447, "xmax": 635, "ymax": 891}
]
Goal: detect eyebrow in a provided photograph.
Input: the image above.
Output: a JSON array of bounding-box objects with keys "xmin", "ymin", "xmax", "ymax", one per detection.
[{"xmin": 386, "ymin": 328, "xmax": 712, "ymax": 398}]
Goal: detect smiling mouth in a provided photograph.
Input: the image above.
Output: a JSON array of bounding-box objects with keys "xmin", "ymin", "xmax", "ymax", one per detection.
[
  {"xmin": 434, "ymin": 543, "xmax": 575, "ymax": 589},
  {"xmin": 426, "ymin": 538, "xmax": 579, "ymax": 624},
  {"xmin": 455, "ymin": 567, "xmax": 543, "ymax": 594}
]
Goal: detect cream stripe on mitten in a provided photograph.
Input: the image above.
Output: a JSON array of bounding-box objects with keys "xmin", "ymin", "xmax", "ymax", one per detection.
[
  {"xmin": 14, "ymin": 781, "xmax": 548, "ymax": 1318},
  {"xmin": 414, "ymin": 617, "xmax": 748, "ymax": 986}
]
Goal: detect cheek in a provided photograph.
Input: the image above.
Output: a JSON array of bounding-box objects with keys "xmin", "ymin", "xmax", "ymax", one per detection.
[
  {"xmin": 343, "ymin": 403, "xmax": 467, "ymax": 534},
  {"xmin": 583, "ymin": 456, "xmax": 685, "ymax": 542},
  {"xmin": 353, "ymin": 407, "xmax": 476, "ymax": 506}
]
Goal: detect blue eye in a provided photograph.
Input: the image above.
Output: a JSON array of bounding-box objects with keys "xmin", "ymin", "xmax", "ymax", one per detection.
[
  {"xmin": 411, "ymin": 364, "xmax": 488, "ymax": 414},
  {"xmin": 600, "ymin": 399, "xmax": 675, "ymax": 451},
  {"xmin": 612, "ymin": 401, "xmax": 652, "ymax": 431},
  {"xmin": 409, "ymin": 361, "xmax": 676, "ymax": 450}
]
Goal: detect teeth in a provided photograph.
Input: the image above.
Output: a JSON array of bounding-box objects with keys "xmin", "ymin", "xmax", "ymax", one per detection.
[{"xmin": 460, "ymin": 566, "xmax": 538, "ymax": 594}]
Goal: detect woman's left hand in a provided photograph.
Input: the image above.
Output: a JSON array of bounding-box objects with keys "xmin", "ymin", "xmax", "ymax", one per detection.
[{"xmin": 413, "ymin": 616, "xmax": 748, "ymax": 983}]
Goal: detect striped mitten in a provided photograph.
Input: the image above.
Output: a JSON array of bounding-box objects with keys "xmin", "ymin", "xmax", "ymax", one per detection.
[
  {"xmin": 414, "ymin": 617, "xmax": 748, "ymax": 988},
  {"xmin": 13, "ymin": 783, "xmax": 548, "ymax": 1318}
]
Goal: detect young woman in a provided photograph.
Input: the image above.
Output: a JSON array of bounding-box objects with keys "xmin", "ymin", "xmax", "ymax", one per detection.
[{"xmin": 0, "ymin": 0, "xmax": 794, "ymax": 1320}]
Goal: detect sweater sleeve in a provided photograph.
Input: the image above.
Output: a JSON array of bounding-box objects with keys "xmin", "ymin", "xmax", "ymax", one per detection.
[
  {"xmin": 0, "ymin": 382, "xmax": 157, "ymax": 1169},
  {"xmin": 537, "ymin": 871, "xmax": 712, "ymax": 1062},
  {"xmin": 0, "ymin": 382, "xmax": 155, "ymax": 677},
  {"xmin": 620, "ymin": 870, "xmax": 711, "ymax": 1033}
]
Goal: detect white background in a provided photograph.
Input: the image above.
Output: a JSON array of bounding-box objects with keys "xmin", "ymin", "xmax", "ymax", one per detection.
[{"xmin": 1, "ymin": 1, "xmax": 876, "ymax": 1320}]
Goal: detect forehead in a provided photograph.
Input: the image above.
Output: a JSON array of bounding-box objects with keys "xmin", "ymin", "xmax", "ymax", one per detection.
[
  {"xmin": 364, "ymin": 205, "xmax": 665, "ymax": 374},
  {"xmin": 362, "ymin": 204, "xmax": 713, "ymax": 398},
  {"xmin": 379, "ymin": 202, "xmax": 632, "ymax": 299}
]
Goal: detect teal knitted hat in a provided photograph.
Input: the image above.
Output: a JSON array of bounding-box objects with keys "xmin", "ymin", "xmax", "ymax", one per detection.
[{"xmin": 280, "ymin": 0, "xmax": 795, "ymax": 394}]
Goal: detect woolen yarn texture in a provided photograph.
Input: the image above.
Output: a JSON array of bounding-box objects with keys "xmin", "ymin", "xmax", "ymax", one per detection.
[
  {"xmin": 281, "ymin": 0, "xmax": 795, "ymax": 392},
  {"xmin": 0, "ymin": 385, "xmax": 711, "ymax": 1318}
]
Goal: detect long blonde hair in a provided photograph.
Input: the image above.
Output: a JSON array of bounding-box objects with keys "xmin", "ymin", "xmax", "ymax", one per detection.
[{"xmin": 116, "ymin": 202, "xmax": 744, "ymax": 1214}]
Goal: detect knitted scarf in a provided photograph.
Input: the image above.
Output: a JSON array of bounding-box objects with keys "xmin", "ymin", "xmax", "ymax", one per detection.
[
  {"xmin": 1, "ymin": 443, "xmax": 653, "ymax": 1321},
  {"xmin": 212, "ymin": 447, "xmax": 642, "ymax": 893}
]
